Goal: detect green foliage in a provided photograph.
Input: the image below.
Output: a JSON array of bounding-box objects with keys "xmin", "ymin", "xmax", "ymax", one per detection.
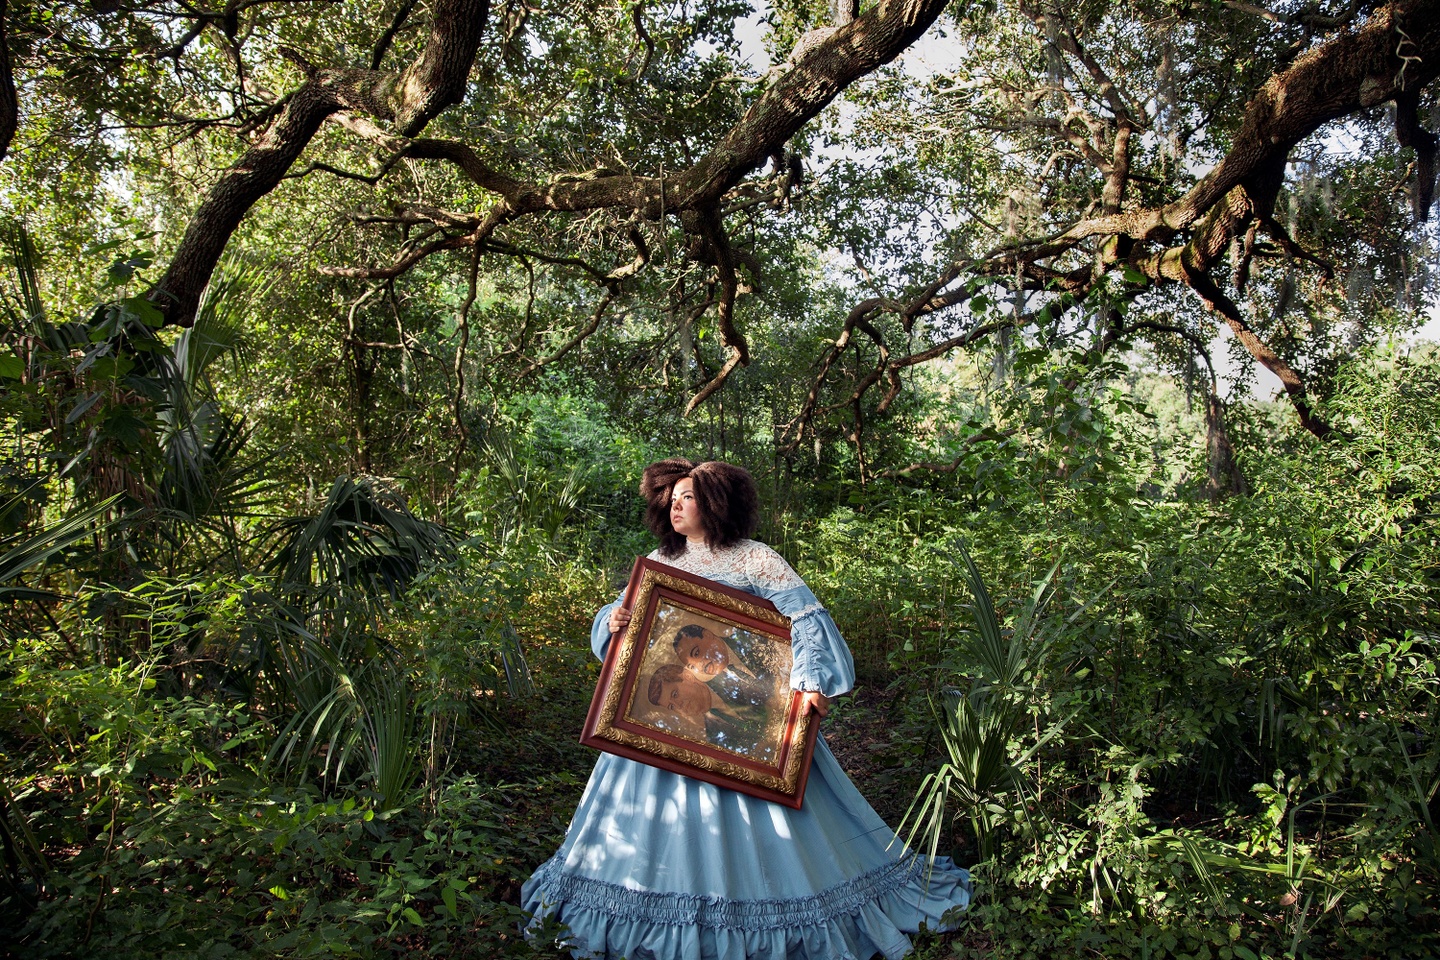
[
  {"xmin": 265, "ymin": 631, "xmax": 420, "ymax": 810},
  {"xmin": 463, "ymin": 437, "xmax": 591, "ymax": 557},
  {"xmin": 0, "ymin": 494, "xmax": 117, "ymax": 609},
  {"xmin": 0, "ymin": 639, "xmax": 577, "ymax": 959},
  {"xmin": 840, "ymin": 349, "xmax": 1440, "ymax": 957},
  {"xmin": 267, "ymin": 475, "xmax": 457, "ymax": 613},
  {"xmin": 899, "ymin": 542, "xmax": 1075, "ymax": 865},
  {"xmin": 4, "ymin": 165, "xmax": 1440, "ymax": 957}
]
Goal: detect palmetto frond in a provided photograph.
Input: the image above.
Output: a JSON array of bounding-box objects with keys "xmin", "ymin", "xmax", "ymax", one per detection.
[
  {"xmin": 266, "ymin": 476, "xmax": 457, "ymax": 609},
  {"xmin": 898, "ymin": 539, "xmax": 1074, "ymax": 865},
  {"xmin": 0, "ymin": 492, "xmax": 119, "ymax": 607}
]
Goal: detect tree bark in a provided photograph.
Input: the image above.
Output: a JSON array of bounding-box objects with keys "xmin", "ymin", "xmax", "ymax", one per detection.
[
  {"xmin": 1063, "ymin": 0, "xmax": 1440, "ymax": 247},
  {"xmin": 154, "ymin": 83, "xmax": 342, "ymax": 324},
  {"xmin": 0, "ymin": 0, "xmax": 17, "ymax": 163},
  {"xmin": 394, "ymin": 0, "xmax": 491, "ymax": 135},
  {"xmin": 1204, "ymin": 392, "xmax": 1249, "ymax": 500},
  {"xmin": 1016, "ymin": 0, "xmax": 1436, "ymax": 438}
]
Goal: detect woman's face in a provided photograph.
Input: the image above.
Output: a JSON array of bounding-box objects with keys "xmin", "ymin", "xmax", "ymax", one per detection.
[
  {"xmin": 670, "ymin": 477, "xmax": 703, "ymax": 540},
  {"xmin": 680, "ymin": 629, "xmax": 730, "ymax": 679}
]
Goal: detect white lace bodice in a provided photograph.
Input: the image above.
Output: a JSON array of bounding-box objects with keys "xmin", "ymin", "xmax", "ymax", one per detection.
[
  {"xmin": 647, "ymin": 539, "xmax": 805, "ymax": 594},
  {"xmin": 613, "ymin": 538, "xmax": 846, "ymax": 693}
]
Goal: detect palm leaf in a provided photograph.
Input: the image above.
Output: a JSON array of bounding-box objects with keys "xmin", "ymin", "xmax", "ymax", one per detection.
[
  {"xmin": 0, "ymin": 493, "xmax": 119, "ymax": 603},
  {"xmin": 266, "ymin": 476, "xmax": 456, "ymax": 609}
]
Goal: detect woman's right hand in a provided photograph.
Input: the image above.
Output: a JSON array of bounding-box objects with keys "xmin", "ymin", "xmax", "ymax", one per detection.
[
  {"xmin": 799, "ymin": 691, "xmax": 830, "ymax": 718},
  {"xmin": 608, "ymin": 606, "xmax": 632, "ymax": 635}
]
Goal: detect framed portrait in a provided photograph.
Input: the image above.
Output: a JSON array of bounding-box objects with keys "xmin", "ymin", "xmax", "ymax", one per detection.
[{"xmin": 580, "ymin": 556, "xmax": 819, "ymax": 808}]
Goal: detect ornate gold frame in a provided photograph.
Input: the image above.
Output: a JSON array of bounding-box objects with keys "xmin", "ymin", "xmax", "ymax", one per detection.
[{"xmin": 580, "ymin": 557, "xmax": 818, "ymax": 808}]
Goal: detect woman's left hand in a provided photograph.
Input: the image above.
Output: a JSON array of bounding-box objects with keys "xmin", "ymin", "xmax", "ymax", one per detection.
[
  {"xmin": 607, "ymin": 606, "xmax": 632, "ymax": 636},
  {"xmin": 799, "ymin": 691, "xmax": 829, "ymax": 718}
]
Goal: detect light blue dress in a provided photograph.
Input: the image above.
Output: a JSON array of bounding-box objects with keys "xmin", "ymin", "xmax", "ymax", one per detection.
[{"xmin": 522, "ymin": 540, "xmax": 972, "ymax": 960}]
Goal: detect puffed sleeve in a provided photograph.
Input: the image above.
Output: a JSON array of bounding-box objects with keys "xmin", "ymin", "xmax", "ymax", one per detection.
[
  {"xmin": 743, "ymin": 544, "xmax": 856, "ymax": 698},
  {"xmin": 591, "ymin": 593, "xmax": 625, "ymax": 661}
]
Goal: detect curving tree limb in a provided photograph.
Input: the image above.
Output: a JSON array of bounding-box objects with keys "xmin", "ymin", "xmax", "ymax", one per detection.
[
  {"xmin": 812, "ymin": 0, "xmax": 1439, "ymax": 441},
  {"xmin": 151, "ymin": 0, "xmax": 955, "ymax": 329},
  {"xmin": 152, "ymin": 0, "xmax": 492, "ymax": 326}
]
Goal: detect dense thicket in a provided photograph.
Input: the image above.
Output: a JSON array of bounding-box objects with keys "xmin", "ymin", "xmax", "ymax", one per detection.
[
  {"xmin": 3, "ymin": 322, "xmax": 1437, "ymax": 957},
  {"xmin": 1, "ymin": 0, "xmax": 1438, "ymax": 956}
]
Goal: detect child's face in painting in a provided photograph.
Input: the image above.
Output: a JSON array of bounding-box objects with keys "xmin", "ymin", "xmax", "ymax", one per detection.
[
  {"xmin": 679, "ymin": 628, "xmax": 730, "ymax": 679},
  {"xmin": 659, "ymin": 672, "xmax": 713, "ymax": 718}
]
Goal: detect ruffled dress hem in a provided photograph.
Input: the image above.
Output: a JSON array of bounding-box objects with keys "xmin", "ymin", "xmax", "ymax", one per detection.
[{"xmin": 523, "ymin": 852, "xmax": 973, "ymax": 960}]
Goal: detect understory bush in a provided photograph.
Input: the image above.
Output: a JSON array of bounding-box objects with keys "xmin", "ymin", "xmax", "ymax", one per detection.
[
  {"xmin": 3, "ymin": 339, "xmax": 1436, "ymax": 958},
  {"xmin": 0, "ymin": 640, "xmax": 580, "ymax": 958},
  {"xmin": 801, "ymin": 351, "xmax": 1440, "ymax": 957}
]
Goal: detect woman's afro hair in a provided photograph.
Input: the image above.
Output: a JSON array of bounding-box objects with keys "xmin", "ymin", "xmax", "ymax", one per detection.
[{"xmin": 640, "ymin": 458, "xmax": 759, "ymax": 557}]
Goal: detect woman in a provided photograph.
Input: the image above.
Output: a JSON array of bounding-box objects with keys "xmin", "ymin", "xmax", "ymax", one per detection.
[{"xmin": 522, "ymin": 458, "xmax": 972, "ymax": 960}]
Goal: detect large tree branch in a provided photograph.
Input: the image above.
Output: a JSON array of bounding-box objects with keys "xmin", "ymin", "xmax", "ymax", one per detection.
[
  {"xmin": 1223, "ymin": 0, "xmax": 1370, "ymax": 32},
  {"xmin": 856, "ymin": 0, "xmax": 1434, "ymax": 438},
  {"xmin": 152, "ymin": 80, "xmax": 343, "ymax": 322},
  {"xmin": 1058, "ymin": 0, "xmax": 1440, "ymax": 246},
  {"xmin": 669, "ymin": 0, "xmax": 950, "ymax": 209},
  {"xmin": 318, "ymin": 225, "xmax": 472, "ymax": 279},
  {"xmin": 1184, "ymin": 267, "xmax": 1334, "ymax": 438},
  {"xmin": 393, "ymin": 0, "xmax": 490, "ymax": 135},
  {"xmin": 151, "ymin": 0, "xmax": 491, "ymax": 326},
  {"xmin": 1023, "ymin": 1, "xmax": 1148, "ymax": 129},
  {"xmin": 371, "ymin": 0, "xmax": 419, "ymax": 69},
  {"xmin": 427, "ymin": 0, "xmax": 953, "ymax": 220},
  {"xmin": 151, "ymin": 0, "xmax": 950, "ymax": 328},
  {"xmin": 780, "ymin": 298, "xmax": 892, "ymax": 448}
]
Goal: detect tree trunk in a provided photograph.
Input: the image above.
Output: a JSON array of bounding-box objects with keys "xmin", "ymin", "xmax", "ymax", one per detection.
[
  {"xmin": 153, "ymin": 0, "xmax": 492, "ymax": 327},
  {"xmin": 0, "ymin": 0, "xmax": 17, "ymax": 163},
  {"xmin": 1204, "ymin": 391, "xmax": 1249, "ymax": 500}
]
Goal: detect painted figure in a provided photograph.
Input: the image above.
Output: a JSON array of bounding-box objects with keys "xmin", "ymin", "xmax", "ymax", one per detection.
[
  {"xmin": 645, "ymin": 662, "xmax": 773, "ymax": 759},
  {"xmin": 672, "ymin": 623, "xmax": 781, "ymax": 712}
]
